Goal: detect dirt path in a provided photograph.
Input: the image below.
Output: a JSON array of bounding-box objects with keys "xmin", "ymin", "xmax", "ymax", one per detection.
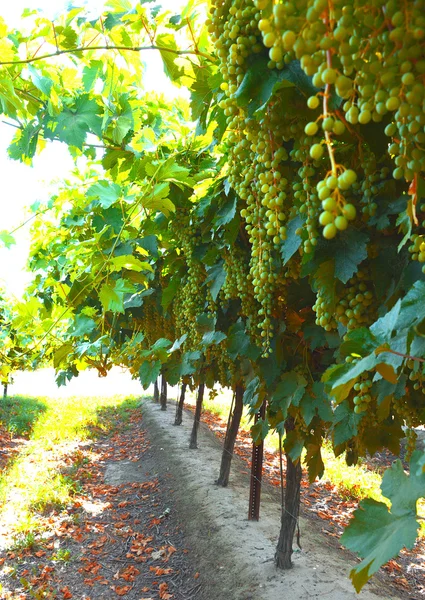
[
  {"xmin": 142, "ymin": 398, "xmax": 403, "ymax": 600},
  {"xmin": 0, "ymin": 393, "xmax": 408, "ymax": 600},
  {"xmin": 0, "ymin": 403, "xmax": 205, "ymax": 600}
]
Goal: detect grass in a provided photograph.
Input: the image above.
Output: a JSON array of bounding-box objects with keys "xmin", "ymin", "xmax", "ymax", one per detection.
[
  {"xmin": 1, "ymin": 396, "xmax": 47, "ymax": 437},
  {"xmin": 0, "ymin": 394, "xmax": 139, "ymax": 542}
]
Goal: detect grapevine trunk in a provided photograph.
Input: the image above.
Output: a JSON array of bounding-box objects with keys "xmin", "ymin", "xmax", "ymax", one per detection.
[
  {"xmin": 174, "ymin": 382, "xmax": 186, "ymax": 426},
  {"xmin": 189, "ymin": 383, "xmax": 205, "ymax": 449},
  {"xmin": 275, "ymin": 420, "xmax": 302, "ymax": 570},
  {"xmin": 160, "ymin": 375, "xmax": 167, "ymax": 411},
  {"xmin": 216, "ymin": 384, "xmax": 244, "ymax": 487}
]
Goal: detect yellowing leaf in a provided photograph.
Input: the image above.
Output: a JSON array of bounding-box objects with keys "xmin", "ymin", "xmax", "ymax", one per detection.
[
  {"xmin": 375, "ymin": 363, "xmax": 398, "ymax": 384},
  {"xmin": 109, "ymin": 255, "xmax": 153, "ymax": 273}
]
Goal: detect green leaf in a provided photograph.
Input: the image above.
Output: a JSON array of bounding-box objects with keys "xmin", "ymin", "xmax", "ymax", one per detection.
[
  {"xmin": 196, "ymin": 313, "xmax": 216, "ymax": 333},
  {"xmin": 68, "ymin": 315, "xmax": 96, "ymax": 337},
  {"xmin": 161, "ymin": 277, "xmax": 179, "ymax": 312},
  {"xmin": 202, "ymin": 331, "xmax": 227, "ymax": 346},
  {"xmin": 300, "ymin": 382, "xmax": 333, "ymax": 426},
  {"xmin": 370, "ymin": 300, "xmax": 401, "ymax": 343},
  {"xmin": 396, "ymin": 281, "xmax": 425, "ymax": 331},
  {"xmin": 156, "ymin": 33, "xmax": 184, "ymax": 82},
  {"xmin": 227, "ymin": 322, "xmax": 262, "ymax": 360},
  {"xmin": 82, "ymin": 61, "xmax": 103, "ymax": 92},
  {"xmin": 99, "ymin": 283, "xmax": 123, "ymax": 314},
  {"xmin": 343, "ymin": 499, "xmax": 419, "ymax": 593},
  {"xmin": 53, "ymin": 343, "xmax": 74, "ymax": 369},
  {"xmin": 87, "ymin": 181, "xmax": 121, "ymax": 209},
  {"xmin": 28, "ymin": 65, "xmax": 53, "ymax": 97},
  {"xmin": 139, "ymin": 359, "xmax": 161, "ymax": 390},
  {"xmin": 281, "ymin": 216, "xmax": 303, "ymax": 265},
  {"xmin": 412, "ymin": 450, "xmax": 425, "ymax": 477},
  {"xmin": 0, "ymin": 231, "xmax": 16, "ymax": 248},
  {"xmin": 381, "ymin": 453, "xmax": 425, "ymax": 515},
  {"xmin": 271, "ymin": 371, "xmax": 307, "ymax": 418},
  {"xmin": 99, "ymin": 278, "xmax": 135, "ymax": 314},
  {"xmin": 312, "ymin": 260, "xmax": 337, "ymax": 312},
  {"xmin": 243, "ymin": 376, "xmax": 259, "ymax": 408},
  {"xmin": 45, "ymin": 95, "xmax": 102, "ymax": 148},
  {"xmin": 325, "ymin": 353, "xmax": 379, "ymax": 389},
  {"xmin": 330, "ymin": 230, "xmax": 369, "ymax": 284},
  {"xmin": 214, "ymin": 196, "xmax": 237, "ymax": 228},
  {"xmin": 234, "ymin": 55, "xmax": 317, "ymax": 115},
  {"xmin": 151, "ymin": 338, "xmax": 173, "ymax": 352},
  {"xmin": 342, "ymin": 451, "xmax": 425, "ymax": 592},
  {"xmin": 332, "ymin": 400, "xmax": 362, "ymax": 446},
  {"xmin": 205, "ymin": 261, "xmax": 226, "ymax": 302},
  {"xmin": 139, "ymin": 235, "xmax": 158, "ymax": 257},
  {"xmin": 8, "ymin": 124, "xmax": 39, "ymax": 161},
  {"xmin": 190, "ymin": 65, "xmax": 215, "ymax": 128},
  {"xmin": 307, "ymin": 230, "xmax": 369, "ymax": 285},
  {"xmin": 339, "ymin": 327, "xmax": 378, "ymax": 357},
  {"xmin": 251, "ymin": 418, "xmax": 269, "ymax": 443}
]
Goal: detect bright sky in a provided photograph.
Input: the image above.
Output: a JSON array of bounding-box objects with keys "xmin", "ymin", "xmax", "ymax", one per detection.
[{"xmin": 0, "ymin": 0, "xmax": 188, "ymax": 297}]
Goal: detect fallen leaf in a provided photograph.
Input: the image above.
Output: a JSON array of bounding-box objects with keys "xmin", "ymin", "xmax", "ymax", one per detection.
[{"xmin": 112, "ymin": 584, "xmax": 132, "ymax": 596}]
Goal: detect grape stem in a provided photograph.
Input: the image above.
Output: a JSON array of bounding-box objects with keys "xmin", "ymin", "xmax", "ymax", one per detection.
[
  {"xmin": 386, "ymin": 348, "xmax": 425, "ymax": 364},
  {"xmin": 323, "ymin": 35, "xmax": 337, "ymax": 175}
]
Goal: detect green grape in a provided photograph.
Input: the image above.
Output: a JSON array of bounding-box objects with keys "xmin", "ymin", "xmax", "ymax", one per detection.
[
  {"xmin": 310, "ymin": 143, "xmax": 324, "ymax": 159},
  {"xmin": 323, "ymin": 223, "xmax": 337, "ymax": 239}
]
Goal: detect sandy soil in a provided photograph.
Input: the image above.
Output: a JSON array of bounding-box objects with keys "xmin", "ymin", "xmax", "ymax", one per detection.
[{"xmin": 142, "ymin": 398, "xmax": 403, "ymax": 600}]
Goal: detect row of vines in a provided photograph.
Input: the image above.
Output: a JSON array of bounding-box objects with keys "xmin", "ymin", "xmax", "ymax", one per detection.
[{"xmin": 0, "ymin": 0, "xmax": 425, "ymax": 592}]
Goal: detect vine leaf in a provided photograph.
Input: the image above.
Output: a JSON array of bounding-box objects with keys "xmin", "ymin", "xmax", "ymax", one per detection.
[
  {"xmin": 139, "ymin": 359, "xmax": 162, "ymax": 389},
  {"xmin": 375, "ymin": 363, "xmax": 397, "ymax": 384},
  {"xmin": 234, "ymin": 55, "xmax": 317, "ymax": 115},
  {"xmin": 87, "ymin": 181, "xmax": 121, "ymax": 208},
  {"xmin": 44, "ymin": 95, "xmax": 102, "ymax": 148},
  {"xmin": 0, "ymin": 231, "xmax": 16, "ymax": 248},
  {"xmin": 342, "ymin": 451, "xmax": 425, "ymax": 592},
  {"xmin": 312, "ymin": 260, "xmax": 337, "ymax": 312},
  {"xmin": 99, "ymin": 278, "xmax": 135, "ymax": 313},
  {"xmin": 156, "ymin": 33, "xmax": 185, "ymax": 83},
  {"xmin": 53, "ymin": 343, "xmax": 74, "ymax": 369},
  {"xmin": 281, "ymin": 215, "xmax": 303, "ymax": 265},
  {"xmin": 205, "ymin": 261, "xmax": 226, "ymax": 301},
  {"xmin": 307, "ymin": 230, "xmax": 369, "ymax": 285},
  {"xmin": 109, "ymin": 255, "xmax": 153, "ymax": 273},
  {"xmin": 333, "ymin": 229, "xmax": 369, "ymax": 283},
  {"xmin": 28, "ymin": 64, "xmax": 53, "ymax": 97},
  {"xmin": 305, "ymin": 443, "xmax": 324, "ymax": 482},
  {"xmin": 332, "ymin": 400, "xmax": 362, "ymax": 446}
]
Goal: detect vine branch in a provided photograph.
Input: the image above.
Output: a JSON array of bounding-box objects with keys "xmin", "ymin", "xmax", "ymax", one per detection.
[{"xmin": 0, "ymin": 44, "xmax": 214, "ymax": 66}]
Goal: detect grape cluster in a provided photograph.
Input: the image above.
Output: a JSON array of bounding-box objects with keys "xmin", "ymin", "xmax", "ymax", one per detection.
[
  {"xmin": 408, "ymin": 233, "xmax": 425, "ymax": 273},
  {"xmin": 222, "ymin": 247, "xmax": 263, "ymax": 344},
  {"xmin": 172, "ymin": 210, "xmax": 207, "ymax": 349},
  {"xmin": 313, "ymin": 267, "xmax": 376, "ymax": 332},
  {"xmin": 352, "ymin": 376, "xmax": 373, "ymax": 414}
]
